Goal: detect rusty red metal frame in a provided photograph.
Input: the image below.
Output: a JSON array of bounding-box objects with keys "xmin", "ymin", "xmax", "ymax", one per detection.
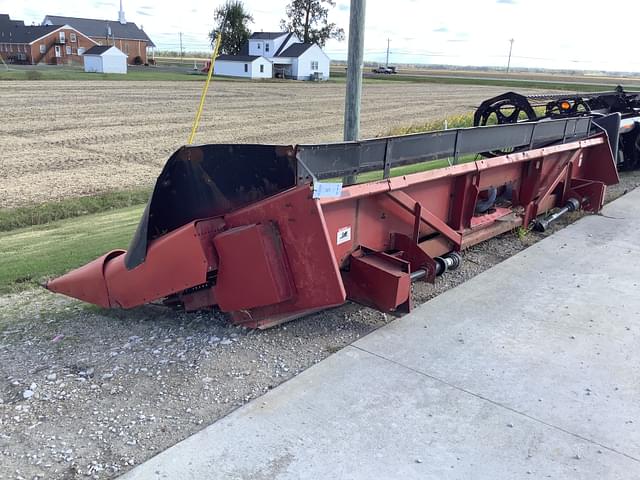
[{"xmin": 46, "ymin": 133, "xmax": 618, "ymax": 328}]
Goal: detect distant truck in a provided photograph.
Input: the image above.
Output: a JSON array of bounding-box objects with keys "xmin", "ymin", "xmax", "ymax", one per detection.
[{"xmin": 372, "ymin": 66, "xmax": 397, "ymax": 74}]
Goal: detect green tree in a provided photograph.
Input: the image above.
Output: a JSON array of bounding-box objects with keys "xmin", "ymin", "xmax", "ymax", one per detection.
[
  {"xmin": 280, "ymin": 0, "xmax": 345, "ymax": 47},
  {"xmin": 209, "ymin": 1, "xmax": 254, "ymax": 55}
]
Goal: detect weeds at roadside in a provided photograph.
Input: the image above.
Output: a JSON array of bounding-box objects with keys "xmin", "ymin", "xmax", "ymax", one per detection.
[
  {"xmin": 515, "ymin": 225, "xmax": 532, "ymax": 241},
  {"xmin": 25, "ymin": 70, "xmax": 42, "ymax": 80},
  {"xmin": 384, "ymin": 113, "xmax": 475, "ymax": 136}
]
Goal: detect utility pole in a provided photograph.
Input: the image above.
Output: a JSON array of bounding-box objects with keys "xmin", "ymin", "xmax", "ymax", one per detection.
[
  {"xmin": 343, "ymin": 0, "xmax": 366, "ymax": 144},
  {"xmin": 385, "ymin": 38, "xmax": 390, "ymax": 67},
  {"xmin": 506, "ymin": 38, "xmax": 514, "ymax": 73},
  {"xmin": 179, "ymin": 32, "xmax": 184, "ymax": 63}
]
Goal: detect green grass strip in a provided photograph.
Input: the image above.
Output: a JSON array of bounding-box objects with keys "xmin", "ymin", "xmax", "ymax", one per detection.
[
  {"xmin": 0, "ymin": 68, "xmax": 227, "ymax": 82},
  {"xmin": 0, "ymin": 205, "xmax": 143, "ymax": 293},
  {"xmin": 0, "ymin": 188, "xmax": 151, "ymax": 232},
  {"xmin": 330, "ymin": 71, "xmax": 628, "ymax": 92},
  {"xmin": 2, "ymin": 66, "xmax": 629, "ymax": 90}
]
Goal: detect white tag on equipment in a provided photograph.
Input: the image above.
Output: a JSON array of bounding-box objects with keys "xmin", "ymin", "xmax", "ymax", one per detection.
[
  {"xmin": 337, "ymin": 226, "xmax": 351, "ymax": 245},
  {"xmin": 313, "ymin": 182, "xmax": 342, "ymax": 199}
]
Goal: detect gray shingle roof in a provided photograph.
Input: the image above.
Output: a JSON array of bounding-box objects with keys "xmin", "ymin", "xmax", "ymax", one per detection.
[
  {"xmin": 216, "ymin": 54, "xmax": 261, "ymax": 62},
  {"xmin": 0, "ymin": 15, "xmax": 60, "ymax": 44},
  {"xmin": 44, "ymin": 15, "xmax": 155, "ymax": 47},
  {"xmin": 275, "ymin": 43, "xmax": 314, "ymax": 58},
  {"xmin": 273, "ymin": 32, "xmax": 294, "ymax": 56},
  {"xmin": 250, "ymin": 32, "xmax": 287, "ymax": 40},
  {"xmin": 84, "ymin": 45, "xmax": 116, "ymax": 55},
  {"xmin": 0, "ymin": 14, "xmax": 23, "ymax": 28}
]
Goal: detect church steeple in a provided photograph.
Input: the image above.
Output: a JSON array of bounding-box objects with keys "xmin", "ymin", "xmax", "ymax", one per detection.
[{"xmin": 118, "ymin": 0, "xmax": 126, "ymax": 24}]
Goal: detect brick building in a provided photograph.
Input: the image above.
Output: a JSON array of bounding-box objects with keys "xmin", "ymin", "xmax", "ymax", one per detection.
[
  {"xmin": 0, "ymin": 14, "xmax": 97, "ymax": 65},
  {"xmin": 43, "ymin": 2, "xmax": 155, "ymax": 65}
]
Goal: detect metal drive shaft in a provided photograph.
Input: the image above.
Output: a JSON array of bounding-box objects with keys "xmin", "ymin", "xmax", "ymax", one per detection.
[
  {"xmin": 410, "ymin": 252, "xmax": 463, "ymax": 281},
  {"xmin": 533, "ymin": 198, "xmax": 580, "ymax": 232}
]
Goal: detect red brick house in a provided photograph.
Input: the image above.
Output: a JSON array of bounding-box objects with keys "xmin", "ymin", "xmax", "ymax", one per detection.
[
  {"xmin": 0, "ymin": 14, "xmax": 97, "ymax": 65},
  {"xmin": 43, "ymin": 3, "xmax": 155, "ymax": 65}
]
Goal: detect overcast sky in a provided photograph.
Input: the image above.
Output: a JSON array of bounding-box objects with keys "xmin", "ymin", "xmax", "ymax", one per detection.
[{"xmin": 2, "ymin": 0, "xmax": 636, "ymax": 72}]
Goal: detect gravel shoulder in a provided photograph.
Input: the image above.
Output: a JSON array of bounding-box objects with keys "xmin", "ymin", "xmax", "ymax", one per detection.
[{"xmin": 1, "ymin": 170, "xmax": 639, "ymax": 480}]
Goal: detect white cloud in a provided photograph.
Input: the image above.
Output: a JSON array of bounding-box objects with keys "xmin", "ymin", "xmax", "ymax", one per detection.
[{"xmin": 1, "ymin": 0, "xmax": 637, "ymax": 72}]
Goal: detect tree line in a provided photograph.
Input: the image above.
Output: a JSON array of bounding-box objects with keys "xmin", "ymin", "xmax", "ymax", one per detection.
[{"xmin": 209, "ymin": 0, "xmax": 345, "ymax": 55}]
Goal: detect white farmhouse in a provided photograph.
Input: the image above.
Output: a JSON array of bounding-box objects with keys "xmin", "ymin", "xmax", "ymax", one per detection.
[
  {"xmin": 214, "ymin": 31, "xmax": 330, "ymax": 81},
  {"xmin": 83, "ymin": 45, "xmax": 127, "ymax": 74},
  {"xmin": 272, "ymin": 42, "xmax": 329, "ymax": 80},
  {"xmin": 214, "ymin": 54, "xmax": 272, "ymax": 79}
]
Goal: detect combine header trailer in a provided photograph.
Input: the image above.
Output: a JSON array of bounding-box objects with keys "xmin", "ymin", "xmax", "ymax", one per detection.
[{"xmin": 47, "ymin": 116, "xmax": 620, "ymax": 328}]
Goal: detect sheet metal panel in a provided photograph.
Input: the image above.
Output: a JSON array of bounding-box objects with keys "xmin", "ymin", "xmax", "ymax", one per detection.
[{"xmin": 297, "ymin": 118, "xmax": 593, "ymax": 184}]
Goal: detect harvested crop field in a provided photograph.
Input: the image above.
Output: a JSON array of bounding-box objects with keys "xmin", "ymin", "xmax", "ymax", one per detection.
[{"xmin": 2, "ymin": 80, "xmax": 545, "ymax": 208}]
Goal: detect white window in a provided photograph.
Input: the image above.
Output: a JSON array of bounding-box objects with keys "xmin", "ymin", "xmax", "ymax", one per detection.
[
  {"xmin": 59, "ymin": 31, "xmax": 65, "ymax": 43},
  {"xmin": 66, "ymin": 45, "xmax": 71, "ymax": 55},
  {"xmin": 260, "ymin": 64, "xmax": 264, "ymax": 73},
  {"xmin": 311, "ymin": 61, "xmax": 319, "ymax": 71},
  {"xmin": 257, "ymin": 42, "xmax": 261, "ymax": 49},
  {"xmin": 265, "ymin": 43, "xmax": 269, "ymax": 52},
  {"xmin": 40, "ymin": 44, "xmax": 46, "ymax": 54},
  {"xmin": 70, "ymin": 32, "xmax": 76, "ymax": 42},
  {"xmin": 244, "ymin": 63, "xmax": 248, "ymax": 72},
  {"xmin": 78, "ymin": 47, "xmax": 85, "ymax": 55}
]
